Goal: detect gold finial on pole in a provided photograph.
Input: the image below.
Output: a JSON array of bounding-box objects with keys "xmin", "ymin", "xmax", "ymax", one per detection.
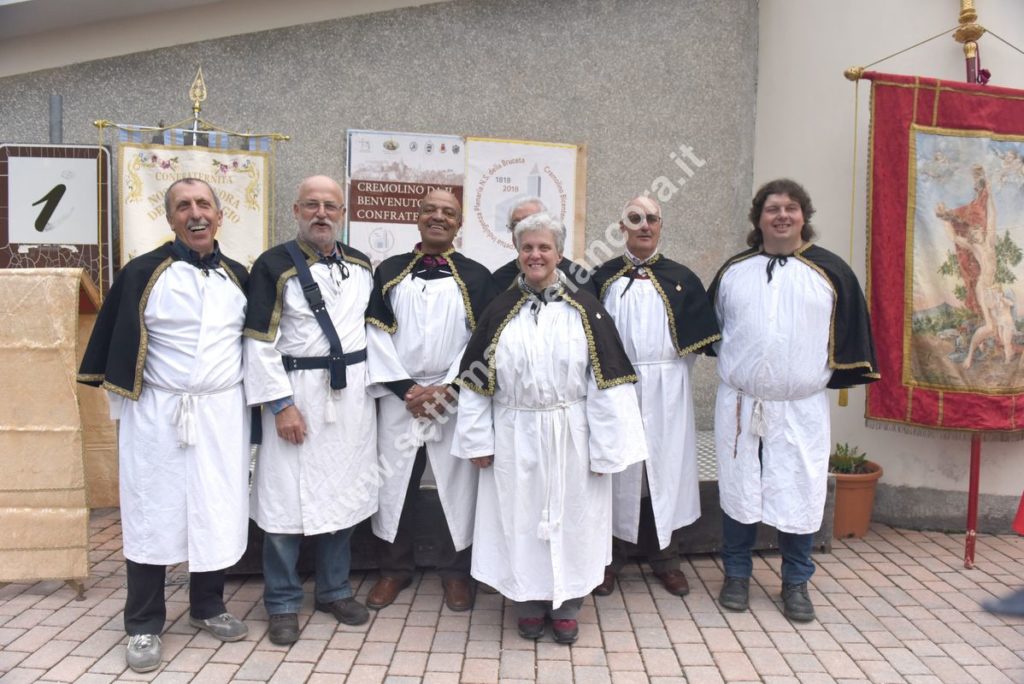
[
  {"xmin": 953, "ymin": 0, "xmax": 985, "ymax": 82},
  {"xmin": 189, "ymin": 66, "xmax": 207, "ymax": 117},
  {"xmin": 844, "ymin": 66, "xmax": 865, "ymax": 81}
]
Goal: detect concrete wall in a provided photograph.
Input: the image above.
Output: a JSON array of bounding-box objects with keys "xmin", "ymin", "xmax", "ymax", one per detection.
[
  {"xmin": 756, "ymin": 0, "xmax": 1024, "ymax": 531},
  {"xmin": 0, "ymin": 0, "xmax": 758, "ymax": 429}
]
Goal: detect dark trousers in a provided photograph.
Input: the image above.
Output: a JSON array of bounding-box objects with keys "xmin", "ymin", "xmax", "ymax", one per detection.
[
  {"xmin": 124, "ymin": 559, "xmax": 226, "ymax": 636},
  {"xmin": 610, "ymin": 495, "xmax": 681, "ymax": 574},
  {"xmin": 377, "ymin": 446, "xmax": 471, "ymax": 581}
]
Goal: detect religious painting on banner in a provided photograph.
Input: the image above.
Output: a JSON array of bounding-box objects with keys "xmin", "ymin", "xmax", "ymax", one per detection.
[
  {"xmin": 118, "ymin": 143, "xmax": 269, "ymax": 269},
  {"xmin": 864, "ymin": 71, "xmax": 1024, "ymax": 434},
  {"xmin": 462, "ymin": 138, "xmax": 583, "ymax": 271},
  {"xmin": 345, "ymin": 130, "xmax": 465, "ymax": 267}
]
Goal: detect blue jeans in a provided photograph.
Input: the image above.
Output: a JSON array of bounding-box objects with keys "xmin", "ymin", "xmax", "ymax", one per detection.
[
  {"xmin": 720, "ymin": 512, "xmax": 815, "ymax": 585},
  {"xmin": 262, "ymin": 528, "xmax": 354, "ymax": 615}
]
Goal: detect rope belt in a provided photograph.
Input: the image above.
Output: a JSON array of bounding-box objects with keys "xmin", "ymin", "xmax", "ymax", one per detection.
[{"xmin": 145, "ymin": 381, "xmax": 242, "ymax": 447}]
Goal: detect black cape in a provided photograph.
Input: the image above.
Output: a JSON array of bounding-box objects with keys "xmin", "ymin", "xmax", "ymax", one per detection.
[
  {"xmin": 77, "ymin": 242, "xmax": 248, "ymax": 400},
  {"xmin": 366, "ymin": 249, "xmax": 496, "ymax": 333},
  {"xmin": 455, "ymin": 285, "xmax": 637, "ymax": 396},
  {"xmin": 492, "ymin": 257, "xmax": 596, "ymax": 295},
  {"xmin": 707, "ymin": 243, "xmax": 880, "ymax": 389},
  {"xmin": 244, "ymin": 240, "xmax": 372, "ymax": 341},
  {"xmin": 592, "ymin": 253, "xmax": 721, "ymax": 356}
]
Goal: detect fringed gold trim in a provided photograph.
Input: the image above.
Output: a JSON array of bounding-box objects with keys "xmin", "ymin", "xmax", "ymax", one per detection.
[
  {"xmin": 366, "ymin": 316, "xmax": 396, "ymax": 334},
  {"xmin": 599, "ymin": 259, "xmax": 631, "ymax": 300},
  {"xmin": 77, "ymin": 373, "xmax": 105, "ymax": 382},
  {"xmin": 562, "ymin": 293, "xmax": 637, "ymax": 390},
  {"xmin": 457, "ymin": 294, "xmax": 528, "ymax": 397},
  {"xmin": 866, "ymin": 417, "xmax": 1024, "ymax": 441},
  {"xmin": 381, "ymin": 254, "xmax": 420, "ymax": 298},
  {"xmin": 243, "ymin": 262, "xmax": 299, "ymax": 342},
  {"xmin": 123, "ymin": 258, "xmax": 174, "ymax": 401},
  {"xmin": 678, "ymin": 333, "xmax": 722, "ymax": 357},
  {"xmin": 339, "ymin": 246, "xmax": 372, "ymax": 273},
  {"xmin": 444, "ymin": 248, "xmax": 478, "ymax": 331}
]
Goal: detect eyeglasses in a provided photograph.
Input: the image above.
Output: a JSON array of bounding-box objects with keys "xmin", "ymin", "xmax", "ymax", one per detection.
[
  {"xmin": 625, "ymin": 213, "xmax": 662, "ymax": 226},
  {"xmin": 299, "ymin": 200, "xmax": 345, "ymax": 215}
]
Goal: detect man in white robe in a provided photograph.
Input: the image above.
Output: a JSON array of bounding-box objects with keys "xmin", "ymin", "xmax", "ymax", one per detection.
[
  {"xmin": 592, "ymin": 196, "xmax": 720, "ymax": 598},
  {"xmin": 709, "ymin": 179, "xmax": 878, "ymax": 623},
  {"xmin": 244, "ymin": 176, "xmax": 377, "ymax": 645},
  {"xmin": 78, "ymin": 178, "xmax": 250, "ymax": 673},
  {"xmin": 365, "ymin": 189, "xmax": 495, "ymax": 612}
]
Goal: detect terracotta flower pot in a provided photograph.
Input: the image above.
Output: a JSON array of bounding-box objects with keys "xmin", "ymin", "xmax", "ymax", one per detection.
[{"xmin": 832, "ymin": 460, "xmax": 883, "ymax": 539}]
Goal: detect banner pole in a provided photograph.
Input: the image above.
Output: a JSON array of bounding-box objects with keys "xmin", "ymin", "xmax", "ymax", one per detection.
[{"xmin": 965, "ymin": 434, "xmax": 981, "ymax": 568}]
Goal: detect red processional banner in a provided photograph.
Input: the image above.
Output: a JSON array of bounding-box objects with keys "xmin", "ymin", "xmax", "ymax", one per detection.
[{"xmin": 864, "ymin": 71, "xmax": 1024, "ymax": 434}]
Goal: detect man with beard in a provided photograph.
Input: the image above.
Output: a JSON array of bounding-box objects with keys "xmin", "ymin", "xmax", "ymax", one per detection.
[
  {"xmin": 709, "ymin": 179, "xmax": 878, "ymax": 623},
  {"xmin": 79, "ymin": 178, "xmax": 250, "ymax": 672},
  {"xmin": 244, "ymin": 175, "xmax": 377, "ymax": 645},
  {"xmin": 591, "ymin": 195, "xmax": 720, "ymax": 598},
  {"xmin": 365, "ymin": 189, "xmax": 496, "ymax": 612}
]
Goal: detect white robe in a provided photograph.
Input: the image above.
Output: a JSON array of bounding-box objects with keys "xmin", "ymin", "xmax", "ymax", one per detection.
[
  {"xmin": 112, "ymin": 261, "xmax": 249, "ymax": 572},
  {"xmin": 713, "ymin": 255, "xmax": 834, "ymax": 534},
  {"xmin": 453, "ymin": 301, "xmax": 648, "ymax": 608},
  {"xmin": 367, "ymin": 274, "xmax": 477, "ymax": 550},
  {"xmin": 245, "ymin": 261, "xmax": 378, "ymax": 535},
  {"xmin": 603, "ymin": 277, "xmax": 700, "ymax": 548}
]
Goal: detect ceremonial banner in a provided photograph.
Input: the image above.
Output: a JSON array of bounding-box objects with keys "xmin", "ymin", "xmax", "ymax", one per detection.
[
  {"xmin": 118, "ymin": 143, "xmax": 269, "ymax": 268},
  {"xmin": 346, "ymin": 129, "xmax": 465, "ymax": 267},
  {"xmin": 865, "ymin": 71, "xmax": 1024, "ymax": 434},
  {"xmin": 463, "ymin": 138, "xmax": 582, "ymax": 271}
]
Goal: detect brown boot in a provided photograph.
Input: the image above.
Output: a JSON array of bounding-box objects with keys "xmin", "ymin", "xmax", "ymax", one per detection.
[
  {"xmin": 654, "ymin": 569, "xmax": 690, "ymax": 596},
  {"xmin": 592, "ymin": 567, "xmax": 616, "ymax": 596},
  {"xmin": 442, "ymin": 577, "xmax": 474, "ymax": 611}
]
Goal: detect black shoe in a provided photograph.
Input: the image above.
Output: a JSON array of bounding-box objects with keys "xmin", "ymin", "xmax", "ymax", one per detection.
[
  {"xmin": 517, "ymin": 617, "xmax": 544, "ymax": 640},
  {"xmin": 268, "ymin": 613, "xmax": 299, "ymax": 645},
  {"xmin": 316, "ymin": 597, "xmax": 370, "ymax": 625},
  {"xmin": 718, "ymin": 576, "xmax": 750, "ymax": 611},
  {"xmin": 551, "ymin": 619, "xmax": 579, "ymax": 644},
  {"xmin": 781, "ymin": 582, "xmax": 816, "ymax": 622}
]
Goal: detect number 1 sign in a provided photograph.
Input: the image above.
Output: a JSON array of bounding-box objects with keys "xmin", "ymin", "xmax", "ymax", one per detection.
[{"xmin": 0, "ymin": 144, "xmax": 112, "ymax": 295}]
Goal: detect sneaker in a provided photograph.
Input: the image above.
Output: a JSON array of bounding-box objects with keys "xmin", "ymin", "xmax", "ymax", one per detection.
[
  {"xmin": 189, "ymin": 612, "xmax": 249, "ymax": 641},
  {"xmin": 551, "ymin": 618, "xmax": 579, "ymax": 644},
  {"xmin": 125, "ymin": 633, "xmax": 161, "ymax": 673},
  {"xmin": 315, "ymin": 597, "xmax": 370, "ymax": 625},
  {"xmin": 268, "ymin": 613, "xmax": 299, "ymax": 646},
  {"xmin": 718, "ymin": 576, "xmax": 750, "ymax": 611},
  {"xmin": 781, "ymin": 582, "xmax": 816, "ymax": 622},
  {"xmin": 517, "ymin": 616, "xmax": 545, "ymax": 640}
]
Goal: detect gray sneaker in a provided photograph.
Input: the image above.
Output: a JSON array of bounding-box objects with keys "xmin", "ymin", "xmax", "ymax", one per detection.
[
  {"xmin": 781, "ymin": 582, "xmax": 816, "ymax": 622},
  {"xmin": 126, "ymin": 633, "xmax": 161, "ymax": 673},
  {"xmin": 189, "ymin": 612, "xmax": 249, "ymax": 641}
]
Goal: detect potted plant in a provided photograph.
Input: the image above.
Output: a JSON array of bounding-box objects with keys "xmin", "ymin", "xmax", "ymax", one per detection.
[{"xmin": 829, "ymin": 442, "xmax": 883, "ymax": 539}]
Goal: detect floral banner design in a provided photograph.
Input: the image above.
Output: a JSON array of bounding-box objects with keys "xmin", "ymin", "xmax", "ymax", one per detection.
[
  {"xmin": 118, "ymin": 143, "xmax": 268, "ymax": 268},
  {"xmin": 864, "ymin": 71, "xmax": 1024, "ymax": 434}
]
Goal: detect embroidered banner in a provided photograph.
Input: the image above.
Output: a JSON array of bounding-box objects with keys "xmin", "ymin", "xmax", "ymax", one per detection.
[
  {"xmin": 864, "ymin": 71, "xmax": 1024, "ymax": 434},
  {"xmin": 118, "ymin": 143, "xmax": 269, "ymax": 269}
]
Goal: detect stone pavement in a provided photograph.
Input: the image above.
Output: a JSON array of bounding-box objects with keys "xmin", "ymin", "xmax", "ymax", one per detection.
[{"xmin": 2, "ymin": 509, "xmax": 1024, "ymax": 683}]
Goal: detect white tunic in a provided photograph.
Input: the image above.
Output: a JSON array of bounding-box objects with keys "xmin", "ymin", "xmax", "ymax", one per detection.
[
  {"xmin": 245, "ymin": 261, "xmax": 378, "ymax": 535},
  {"xmin": 113, "ymin": 261, "xmax": 249, "ymax": 571},
  {"xmin": 454, "ymin": 301, "xmax": 648, "ymax": 608},
  {"xmin": 713, "ymin": 255, "xmax": 834, "ymax": 534},
  {"xmin": 367, "ymin": 274, "xmax": 477, "ymax": 550},
  {"xmin": 603, "ymin": 277, "xmax": 700, "ymax": 548}
]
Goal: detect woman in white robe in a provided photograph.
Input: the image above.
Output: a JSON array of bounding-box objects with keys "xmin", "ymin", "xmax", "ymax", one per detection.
[{"xmin": 453, "ymin": 213, "xmax": 647, "ymax": 645}]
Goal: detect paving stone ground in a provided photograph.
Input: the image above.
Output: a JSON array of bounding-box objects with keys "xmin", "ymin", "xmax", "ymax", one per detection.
[{"xmin": 2, "ymin": 508, "xmax": 1023, "ymax": 683}]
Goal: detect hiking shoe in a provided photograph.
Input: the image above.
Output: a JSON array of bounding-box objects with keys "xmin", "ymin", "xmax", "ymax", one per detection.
[
  {"xmin": 517, "ymin": 616, "xmax": 545, "ymax": 640},
  {"xmin": 189, "ymin": 612, "xmax": 248, "ymax": 641},
  {"xmin": 718, "ymin": 576, "xmax": 750, "ymax": 611},
  {"xmin": 126, "ymin": 633, "xmax": 161, "ymax": 673},
  {"xmin": 268, "ymin": 613, "xmax": 299, "ymax": 645},
  {"xmin": 781, "ymin": 582, "xmax": 816, "ymax": 622},
  {"xmin": 551, "ymin": 618, "xmax": 579, "ymax": 644},
  {"xmin": 316, "ymin": 597, "xmax": 370, "ymax": 625}
]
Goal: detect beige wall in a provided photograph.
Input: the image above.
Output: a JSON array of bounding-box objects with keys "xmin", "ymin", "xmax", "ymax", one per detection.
[{"xmin": 755, "ymin": 0, "xmax": 1024, "ymax": 498}]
